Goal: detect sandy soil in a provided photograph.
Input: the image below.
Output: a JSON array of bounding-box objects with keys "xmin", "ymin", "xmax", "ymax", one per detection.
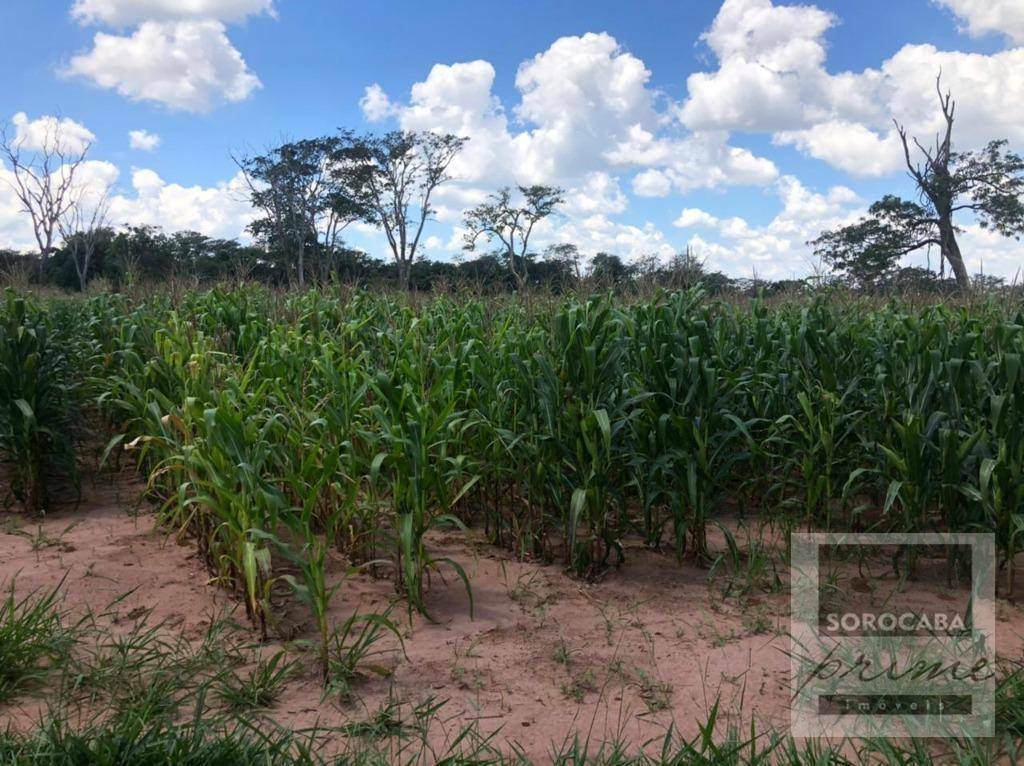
[{"xmin": 3, "ymin": 471, "xmax": 1024, "ymax": 761}]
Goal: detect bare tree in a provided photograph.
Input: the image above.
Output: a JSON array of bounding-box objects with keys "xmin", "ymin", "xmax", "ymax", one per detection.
[
  {"xmin": 57, "ymin": 184, "xmax": 111, "ymax": 291},
  {"xmin": 1, "ymin": 117, "xmax": 92, "ymax": 279},
  {"xmin": 462, "ymin": 185, "xmax": 564, "ymax": 291},
  {"xmin": 893, "ymin": 77, "xmax": 972, "ymax": 290},
  {"xmin": 348, "ymin": 131, "xmax": 467, "ymax": 290},
  {"xmin": 812, "ymin": 75, "xmax": 1024, "ymax": 293}
]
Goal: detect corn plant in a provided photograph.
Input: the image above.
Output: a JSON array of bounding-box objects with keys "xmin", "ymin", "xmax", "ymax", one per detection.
[
  {"xmin": 38, "ymin": 284, "xmax": 1017, "ymax": 634},
  {"xmin": 966, "ymin": 352, "xmax": 1024, "ymax": 594},
  {"xmin": 367, "ymin": 369, "xmax": 476, "ymax": 618},
  {"xmin": 879, "ymin": 410, "xmax": 946, "ymax": 536},
  {"xmin": 163, "ymin": 394, "xmax": 289, "ymax": 637},
  {"xmin": 543, "ymin": 297, "xmax": 631, "ymax": 576},
  {"xmin": 0, "ymin": 292, "xmax": 77, "ymax": 513},
  {"xmin": 770, "ymin": 382, "xmax": 866, "ymax": 530}
]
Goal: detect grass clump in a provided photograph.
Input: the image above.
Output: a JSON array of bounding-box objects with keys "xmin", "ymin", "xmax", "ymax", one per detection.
[
  {"xmin": 216, "ymin": 649, "xmax": 297, "ymax": 711},
  {"xmin": 0, "ymin": 579, "xmax": 73, "ymax": 702}
]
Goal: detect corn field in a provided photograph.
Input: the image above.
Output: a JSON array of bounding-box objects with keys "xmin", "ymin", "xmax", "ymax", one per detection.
[{"xmin": 2, "ymin": 286, "xmax": 1022, "ymax": 636}]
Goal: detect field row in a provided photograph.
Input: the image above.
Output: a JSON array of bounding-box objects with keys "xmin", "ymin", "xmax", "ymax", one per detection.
[{"xmin": 2, "ymin": 288, "xmax": 1022, "ymax": 653}]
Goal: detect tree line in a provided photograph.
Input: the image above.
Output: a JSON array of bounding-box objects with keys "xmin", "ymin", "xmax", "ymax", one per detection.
[
  {"xmin": 3, "ymin": 226, "xmax": 1005, "ymax": 296},
  {"xmin": 0, "ymin": 223, "xmax": 733, "ymax": 293},
  {"xmin": 2, "ymin": 77, "xmax": 1021, "ymax": 294}
]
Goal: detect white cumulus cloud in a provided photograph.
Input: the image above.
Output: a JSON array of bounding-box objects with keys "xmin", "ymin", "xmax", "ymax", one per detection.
[
  {"xmin": 563, "ymin": 172, "xmax": 629, "ymax": 217},
  {"xmin": 363, "ymin": 32, "xmax": 780, "ymax": 264},
  {"xmin": 538, "ymin": 214, "xmax": 676, "ymax": 263},
  {"xmin": 680, "ymin": 176, "xmax": 865, "ymax": 278},
  {"xmin": 71, "ymin": 0, "xmax": 275, "ymax": 26},
  {"xmin": 774, "ymin": 121, "xmax": 903, "ymax": 177},
  {"xmin": 0, "ymin": 166, "xmax": 34, "ymax": 250},
  {"xmin": 359, "ymin": 83, "xmax": 395, "ymax": 123},
  {"xmin": 510, "ymin": 32, "xmax": 657, "ymax": 182},
  {"xmin": 607, "ymin": 126, "xmax": 778, "ymax": 191},
  {"xmin": 674, "ymin": 208, "xmax": 720, "ymax": 229},
  {"xmin": 679, "ymin": 0, "xmax": 1024, "ymax": 177},
  {"xmin": 1, "ymin": 112, "xmax": 257, "ymax": 250},
  {"xmin": 7, "ymin": 112, "xmax": 95, "ymax": 154},
  {"xmin": 394, "ymin": 60, "xmax": 516, "ymax": 185},
  {"xmin": 0, "ymin": 158, "xmax": 119, "ymax": 251},
  {"xmin": 680, "ymin": 0, "xmax": 852, "ymax": 133},
  {"xmin": 934, "ymin": 0, "xmax": 1024, "ymax": 45},
  {"xmin": 378, "ymin": 34, "xmax": 778, "ymax": 193},
  {"xmin": 65, "ymin": 20, "xmax": 262, "ymax": 112},
  {"xmin": 108, "ymin": 168, "xmax": 256, "ymax": 238},
  {"xmin": 632, "ymin": 169, "xmax": 671, "ymax": 197},
  {"xmin": 128, "ymin": 129, "xmax": 161, "ymax": 151},
  {"xmin": 1, "ymin": 162, "xmax": 256, "ymax": 251},
  {"xmin": 372, "ymin": 30, "xmax": 778, "ymax": 250}
]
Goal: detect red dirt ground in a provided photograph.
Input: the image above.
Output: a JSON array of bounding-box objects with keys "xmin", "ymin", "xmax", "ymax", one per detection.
[{"xmin": 3, "ymin": 470, "xmax": 1024, "ymax": 760}]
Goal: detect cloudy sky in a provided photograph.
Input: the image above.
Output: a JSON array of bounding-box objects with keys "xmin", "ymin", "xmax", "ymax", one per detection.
[{"xmin": 2, "ymin": 0, "xmax": 1022, "ymax": 279}]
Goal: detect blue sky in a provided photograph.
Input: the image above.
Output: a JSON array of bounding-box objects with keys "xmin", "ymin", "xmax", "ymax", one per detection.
[{"xmin": 2, "ymin": 0, "xmax": 1022, "ymax": 278}]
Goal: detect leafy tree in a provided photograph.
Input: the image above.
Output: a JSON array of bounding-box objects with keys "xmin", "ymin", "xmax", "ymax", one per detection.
[
  {"xmin": 888, "ymin": 265, "xmax": 949, "ymax": 294},
  {"xmin": 697, "ymin": 270, "xmax": 736, "ymax": 296},
  {"xmin": 408, "ymin": 258, "xmax": 457, "ymax": 291},
  {"xmin": 589, "ymin": 252, "xmax": 632, "ymax": 286},
  {"xmin": 110, "ymin": 225, "xmax": 167, "ymax": 286},
  {"xmin": 0, "ymin": 249, "xmax": 21, "ymax": 273},
  {"xmin": 164, "ymin": 231, "xmax": 261, "ymax": 282},
  {"xmin": 317, "ymin": 246, "xmax": 381, "ymax": 285},
  {"xmin": 664, "ymin": 247, "xmax": 708, "ymax": 289},
  {"xmin": 348, "ymin": 131, "xmax": 466, "ymax": 290},
  {"xmin": 454, "ymin": 253, "xmax": 512, "ymax": 293},
  {"xmin": 163, "ymin": 230, "xmax": 206, "ymax": 279},
  {"xmin": 544, "ymin": 243, "xmax": 584, "ymax": 290},
  {"xmin": 631, "ymin": 248, "xmax": 734, "ymax": 293},
  {"xmin": 237, "ymin": 135, "xmax": 365, "ymax": 287},
  {"xmin": 51, "ymin": 227, "xmax": 114, "ymax": 291},
  {"xmin": 462, "ymin": 185, "xmax": 564, "ymax": 291},
  {"xmin": 811, "ymin": 77, "xmax": 1024, "ymax": 292},
  {"xmin": 810, "ymin": 196, "xmax": 922, "ymax": 288}
]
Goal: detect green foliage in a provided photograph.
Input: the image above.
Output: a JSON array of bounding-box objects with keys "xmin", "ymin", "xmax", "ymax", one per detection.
[
  {"xmin": 240, "ymin": 135, "xmax": 369, "ymax": 287},
  {"xmin": 810, "ymin": 195, "xmax": 936, "ymax": 288},
  {"xmin": 324, "ymin": 608, "xmax": 403, "ymax": 700},
  {"xmin": 346, "ymin": 130, "xmax": 468, "ymax": 289},
  {"xmin": 462, "ymin": 184, "xmax": 565, "ymax": 289},
  {"xmin": 81, "ymin": 287, "xmax": 1024, "ymax": 599},
  {"xmin": 4, "ymin": 285, "xmax": 1021, "ymax": 651},
  {"xmin": 0, "ymin": 291, "xmax": 78, "ymax": 513},
  {"xmin": 811, "ymin": 83, "xmax": 1024, "ymax": 292},
  {"xmin": 0, "ymin": 578, "xmax": 73, "ymax": 701},
  {"xmin": 1, "ymin": 577, "xmax": 1024, "ymax": 763},
  {"xmin": 216, "ymin": 649, "xmax": 297, "ymax": 711}
]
